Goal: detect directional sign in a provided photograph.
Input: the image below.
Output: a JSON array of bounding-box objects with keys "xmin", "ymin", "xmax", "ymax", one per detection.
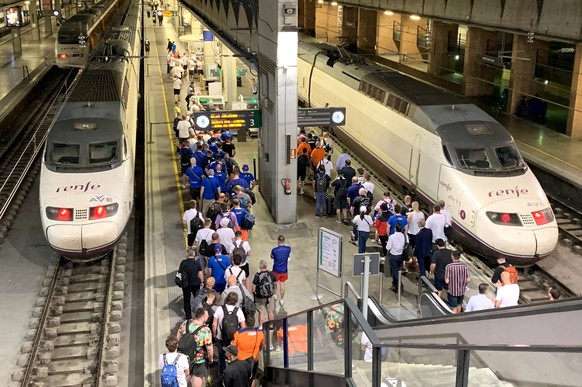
[
  {"xmin": 352, "ymin": 253, "xmax": 381, "ymax": 276},
  {"xmin": 192, "ymin": 110, "xmax": 261, "ymax": 131},
  {"xmin": 298, "ymin": 107, "xmax": 346, "ymax": 127}
]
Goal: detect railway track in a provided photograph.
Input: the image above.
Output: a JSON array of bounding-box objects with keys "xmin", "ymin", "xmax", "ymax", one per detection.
[{"xmin": 12, "ymin": 242, "xmax": 127, "ymax": 386}]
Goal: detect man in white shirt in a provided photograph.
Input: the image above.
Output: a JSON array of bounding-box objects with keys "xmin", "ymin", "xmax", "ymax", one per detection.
[
  {"xmin": 158, "ymin": 335, "xmax": 190, "ymax": 387},
  {"xmin": 194, "ymin": 218, "xmax": 214, "ymax": 253},
  {"xmin": 182, "ymin": 200, "xmax": 203, "ymax": 250},
  {"xmin": 213, "ymin": 292, "xmax": 246, "ymax": 373},
  {"xmin": 362, "ymin": 173, "xmax": 375, "ymax": 196},
  {"xmin": 425, "ymin": 204, "xmax": 447, "ymax": 244},
  {"xmin": 232, "ymin": 232, "xmax": 251, "ymax": 288},
  {"xmin": 171, "ymin": 62, "xmax": 184, "ymax": 79},
  {"xmin": 386, "ymin": 223, "xmax": 408, "ymax": 292},
  {"xmin": 495, "ymin": 271, "xmax": 520, "ymax": 308},
  {"xmin": 466, "ymin": 283, "xmax": 494, "ymax": 312},
  {"xmin": 217, "ymin": 217, "xmax": 236, "ymax": 248},
  {"xmin": 317, "ymin": 154, "xmax": 333, "ymax": 178}
]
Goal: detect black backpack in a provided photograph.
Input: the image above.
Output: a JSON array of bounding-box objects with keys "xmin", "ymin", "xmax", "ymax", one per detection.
[
  {"xmin": 189, "ymin": 211, "xmax": 204, "ymax": 236},
  {"xmin": 232, "ymin": 241, "xmax": 247, "ymax": 264},
  {"xmin": 221, "ymin": 306, "xmax": 240, "ymax": 341},
  {"xmin": 175, "ymin": 261, "xmax": 189, "ymax": 288},
  {"xmin": 336, "ymin": 178, "xmax": 348, "ymax": 198},
  {"xmin": 257, "ymin": 272, "xmax": 274, "ymax": 298},
  {"xmin": 206, "ymin": 202, "xmax": 222, "ymax": 226},
  {"xmin": 244, "ymin": 188, "xmax": 256, "ymax": 205},
  {"xmin": 238, "ymin": 284, "xmax": 257, "ymax": 319},
  {"xmin": 178, "ymin": 322, "xmax": 204, "ymax": 364},
  {"xmin": 315, "ymin": 173, "xmax": 328, "ymax": 192}
]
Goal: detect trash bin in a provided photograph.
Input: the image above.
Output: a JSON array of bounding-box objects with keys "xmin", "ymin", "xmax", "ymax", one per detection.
[{"xmin": 238, "ymin": 127, "xmax": 248, "ymax": 142}]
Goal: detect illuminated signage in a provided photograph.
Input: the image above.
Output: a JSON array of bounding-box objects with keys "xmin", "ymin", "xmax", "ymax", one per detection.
[{"xmin": 192, "ymin": 110, "xmax": 261, "ymax": 131}]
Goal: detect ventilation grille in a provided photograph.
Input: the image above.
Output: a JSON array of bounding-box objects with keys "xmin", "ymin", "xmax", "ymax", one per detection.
[
  {"xmin": 75, "ymin": 209, "xmax": 88, "ymax": 221},
  {"xmin": 68, "ymin": 70, "xmax": 121, "ymax": 102},
  {"xmin": 520, "ymin": 213, "xmax": 535, "ymax": 226},
  {"xmin": 258, "ymin": 52, "xmax": 276, "ymax": 76}
]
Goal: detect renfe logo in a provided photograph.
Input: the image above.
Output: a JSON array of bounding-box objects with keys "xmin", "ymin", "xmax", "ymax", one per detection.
[
  {"xmin": 56, "ymin": 181, "xmax": 101, "ymax": 193},
  {"xmin": 488, "ymin": 186, "xmax": 529, "ymax": 198}
]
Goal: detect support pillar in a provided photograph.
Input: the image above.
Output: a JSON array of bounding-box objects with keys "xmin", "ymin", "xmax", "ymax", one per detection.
[
  {"xmin": 222, "ymin": 46, "xmax": 237, "ymax": 108},
  {"xmin": 29, "ymin": 1, "xmax": 40, "ymax": 41},
  {"xmin": 429, "ymin": 21, "xmax": 456, "ymax": 77},
  {"xmin": 508, "ymin": 34, "xmax": 536, "ymax": 114},
  {"xmin": 357, "ymin": 8, "xmax": 377, "ymax": 55},
  {"xmin": 299, "ymin": 0, "xmax": 315, "ymax": 37},
  {"xmin": 567, "ymin": 43, "xmax": 582, "ymax": 138},
  {"xmin": 202, "ymin": 30, "xmax": 217, "ymax": 92},
  {"xmin": 258, "ymin": 0, "xmax": 298, "ymax": 223},
  {"xmin": 398, "ymin": 15, "xmax": 421, "ymax": 65}
]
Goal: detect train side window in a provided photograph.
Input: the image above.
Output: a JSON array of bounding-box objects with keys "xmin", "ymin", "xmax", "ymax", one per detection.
[
  {"xmin": 52, "ymin": 143, "xmax": 80, "ymax": 164},
  {"xmin": 89, "ymin": 141, "xmax": 118, "ymax": 164},
  {"xmin": 442, "ymin": 145, "xmax": 453, "ymax": 165}
]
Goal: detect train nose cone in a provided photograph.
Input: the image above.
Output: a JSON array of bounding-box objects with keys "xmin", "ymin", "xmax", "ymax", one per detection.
[
  {"xmin": 46, "ymin": 222, "xmax": 119, "ymax": 254},
  {"xmin": 533, "ymin": 226, "xmax": 559, "ymax": 257}
]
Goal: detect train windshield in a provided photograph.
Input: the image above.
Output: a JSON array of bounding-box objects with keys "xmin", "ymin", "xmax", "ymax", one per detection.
[
  {"xmin": 89, "ymin": 142, "xmax": 118, "ymax": 164},
  {"xmin": 58, "ymin": 33, "xmax": 80, "ymax": 45},
  {"xmin": 51, "ymin": 143, "xmax": 80, "ymax": 164},
  {"xmin": 495, "ymin": 145, "xmax": 522, "ymax": 168},
  {"xmin": 455, "ymin": 148, "xmax": 491, "ymax": 169}
]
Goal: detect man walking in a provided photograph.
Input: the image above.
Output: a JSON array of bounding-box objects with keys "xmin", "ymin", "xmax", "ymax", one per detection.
[
  {"xmin": 444, "ymin": 251, "xmax": 470, "ymax": 313},
  {"xmin": 178, "ymin": 251, "xmax": 204, "ymax": 319},
  {"xmin": 270, "ymin": 235, "xmax": 291, "ymax": 306}
]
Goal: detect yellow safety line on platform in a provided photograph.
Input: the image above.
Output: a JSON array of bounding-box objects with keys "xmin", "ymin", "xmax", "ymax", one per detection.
[
  {"xmin": 516, "ymin": 140, "xmax": 582, "ymax": 172},
  {"xmin": 153, "ymin": 34, "xmax": 188, "ymax": 247}
]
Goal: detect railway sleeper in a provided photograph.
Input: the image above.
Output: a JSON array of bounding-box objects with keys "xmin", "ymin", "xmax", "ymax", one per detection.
[
  {"xmin": 59, "ymin": 311, "xmax": 103, "ymax": 324},
  {"xmin": 53, "ymin": 333, "xmax": 99, "ymax": 347},
  {"xmin": 56, "ymin": 322, "xmax": 100, "ymax": 335},
  {"xmin": 50, "ymin": 345, "xmax": 99, "ymax": 360},
  {"xmin": 62, "ymin": 301, "xmax": 103, "ymax": 313},
  {"xmin": 42, "ymin": 359, "xmax": 97, "ymax": 375},
  {"xmin": 67, "ymin": 282, "xmax": 107, "ymax": 292},
  {"xmin": 34, "ymin": 373, "xmax": 94, "ymax": 386},
  {"xmin": 68, "ymin": 273, "xmax": 110, "ymax": 283},
  {"xmin": 64, "ymin": 290, "xmax": 106, "ymax": 303}
]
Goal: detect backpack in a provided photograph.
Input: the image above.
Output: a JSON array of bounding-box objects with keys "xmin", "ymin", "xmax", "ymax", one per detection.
[
  {"xmin": 189, "ymin": 211, "xmax": 204, "ymax": 236},
  {"xmin": 181, "ymin": 150, "xmax": 191, "ymax": 166},
  {"xmin": 206, "ymin": 202, "xmax": 222, "ymax": 226},
  {"xmin": 232, "ymin": 241, "xmax": 247, "ymax": 263},
  {"xmin": 504, "ymin": 265, "xmax": 519, "ymax": 284},
  {"xmin": 244, "ymin": 188, "xmax": 256, "ymax": 205},
  {"xmin": 366, "ymin": 190, "xmax": 374, "ymax": 202},
  {"xmin": 257, "ymin": 272, "xmax": 274, "ymax": 298},
  {"xmin": 336, "ymin": 178, "xmax": 347, "ymax": 198},
  {"xmin": 160, "ymin": 353, "xmax": 180, "ymax": 387},
  {"xmin": 218, "ymin": 212, "xmax": 234, "ymax": 230},
  {"xmin": 175, "ymin": 263, "xmax": 189, "ymax": 288},
  {"xmin": 177, "ymin": 322, "xmax": 205, "ymax": 366},
  {"xmin": 221, "ymin": 306, "xmax": 240, "ymax": 341},
  {"xmin": 240, "ymin": 212, "xmax": 256, "ymax": 230},
  {"xmin": 238, "ymin": 283, "xmax": 257, "ymax": 318},
  {"xmin": 315, "ymin": 173, "xmax": 328, "ymax": 192}
]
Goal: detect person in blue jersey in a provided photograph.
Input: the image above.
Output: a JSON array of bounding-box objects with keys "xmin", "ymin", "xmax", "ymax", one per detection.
[
  {"xmin": 270, "ymin": 235, "xmax": 291, "ymax": 306},
  {"xmin": 239, "ymin": 164, "xmax": 256, "ymax": 189},
  {"xmin": 225, "ymin": 166, "xmax": 250, "ymax": 196},
  {"xmin": 214, "ymin": 163, "xmax": 228, "ymax": 192},
  {"xmin": 207, "ymin": 244, "xmax": 232, "ymax": 292},
  {"xmin": 200, "ymin": 169, "xmax": 221, "ymax": 215},
  {"xmin": 186, "ymin": 157, "xmax": 205, "ymax": 201},
  {"xmin": 388, "ymin": 204, "xmax": 408, "ymax": 235}
]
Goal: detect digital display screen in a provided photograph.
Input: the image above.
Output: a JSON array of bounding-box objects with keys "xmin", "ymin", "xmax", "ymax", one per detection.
[
  {"xmin": 193, "ymin": 110, "xmax": 260, "ymax": 131},
  {"xmin": 6, "ymin": 7, "xmax": 20, "ymax": 27}
]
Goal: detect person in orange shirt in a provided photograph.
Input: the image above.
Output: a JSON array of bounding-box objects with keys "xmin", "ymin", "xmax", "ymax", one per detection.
[
  {"xmin": 310, "ymin": 141, "xmax": 325, "ymax": 171},
  {"xmin": 277, "ymin": 323, "xmax": 308, "ymax": 356},
  {"xmin": 232, "ymin": 315, "xmax": 265, "ymax": 387},
  {"xmin": 297, "ymin": 136, "xmax": 311, "ymax": 159}
]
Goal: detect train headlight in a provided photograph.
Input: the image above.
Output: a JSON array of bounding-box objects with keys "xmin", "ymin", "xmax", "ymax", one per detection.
[
  {"xmin": 58, "ymin": 53, "xmax": 67, "ymax": 60},
  {"xmin": 486, "ymin": 211, "xmax": 521, "ymax": 226},
  {"xmin": 531, "ymin": 208, "xmax": 554, "ymax": 225},
  {"xmin": 89, "ymin": 203, "xmax": 119, "ymax": 219},
  {"xmin": 46, "ymin": 207, "xmax": 73, "ymax": 221}
]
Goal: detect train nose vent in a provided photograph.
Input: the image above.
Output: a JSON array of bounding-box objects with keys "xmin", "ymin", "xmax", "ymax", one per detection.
[
  {"xmin": 74, "ymin": 209, "xmax": 89, "ymax": 221},
  {"xmin": 519, "ymin": 213, "xmax": 536, "ymax": 226}
]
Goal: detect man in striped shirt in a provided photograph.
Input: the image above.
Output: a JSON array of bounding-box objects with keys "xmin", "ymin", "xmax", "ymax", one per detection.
[{"xmin": 444, "ymin": 251, "xmax": 470, "ymax": 314}]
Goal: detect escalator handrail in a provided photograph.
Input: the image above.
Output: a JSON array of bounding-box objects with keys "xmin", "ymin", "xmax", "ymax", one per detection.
[
  {"xmin": 367, "ymin": 295, "xmax": 395, "ymax": 325},
  {"xmin": 418, "ymin": 291, "xmax": 453, "ymax": 316},
  {"xmin": 369, "ymin": 342, "xmax": 582, "ymax": 353}
]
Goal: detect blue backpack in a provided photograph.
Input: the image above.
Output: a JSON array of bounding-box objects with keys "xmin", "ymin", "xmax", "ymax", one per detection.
[
  {"xmin": 160, "ymin": 353, "xmax": 180, "ymax": 387},
  {"xmin": 240, "ymin": 212, "xmax": 256, "ymax": 230}
]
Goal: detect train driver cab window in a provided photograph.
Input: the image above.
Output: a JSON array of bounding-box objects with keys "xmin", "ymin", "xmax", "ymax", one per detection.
[
  {"xmin": 51, "ymin": 143, "xmax": 80, "ymax": 164},
  {"xmin": 58, "ymin": 33, "xmax": 78, "ymax": 45},
  {"xmin": 455, "ymin": 148, "xmax": 491, "ymax": 169},
  {"xmin": 89, "ymin": 141, "xmax": 118, "ymax": 164},
  {"xmin": 442, "ymin": 145, "xmax": 453, "ymax": 166},
  {"xmin": 495, "ymin": 145, "xmax": 521, "ymax": 168}
]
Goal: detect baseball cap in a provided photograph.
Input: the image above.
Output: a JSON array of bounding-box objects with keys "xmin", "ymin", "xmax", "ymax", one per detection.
[
  {"xmin": 225, "ymin": 345, "xmax": 238, "ymax": 356},
  {"xmin": 214, "ymin": 243, "xmax": 223, "ymax": 251},
  {"xmin": 242, "ymin": 164, "xmax": 249, "ymax": 171},
  {"xmin": 220, "ymin": 217, "xmax": 230, "ymax": 227},
  {"xmin": 359, "ymin": 205, "xmax": 367, "ymax": 213}
]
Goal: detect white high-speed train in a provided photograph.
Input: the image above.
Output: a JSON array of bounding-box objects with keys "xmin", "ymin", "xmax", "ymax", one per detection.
[
  {"xmin": 55, "ymin": 0, "xmax": 124, "ymax": 68},
  {"xmin": 40, "ymin": 4, "xmax": 141, "ymax": 261},
  {"xmin": 298, "ymin": 42, "xmax": 558, "ymax": 265}
]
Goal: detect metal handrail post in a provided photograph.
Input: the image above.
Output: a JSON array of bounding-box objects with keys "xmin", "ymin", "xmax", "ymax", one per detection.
[
  {"xmin": 307, "ymin": 310, "xmax": 314, "ymax": 371},
  {"xmin": 455, "ymin": 348, "xmax": 470, "ymax": 387},
  {"xmin": 397, "ymin": 270, "xmax": 402, "ymax": 305}
]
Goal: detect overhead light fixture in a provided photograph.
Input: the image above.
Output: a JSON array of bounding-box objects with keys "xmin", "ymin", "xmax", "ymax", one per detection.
[
  {"xmin": 384, "ymin": 10, "xmax": 393, "ymax": 16},
  {"xmin": 410, "ymin": 14, "xmax": 421, "ymax": 20},
  {"xmin": 331, "ymin": 1, "xmax": 338, "ymax": 5},
  {"xmin": 317, "ymin": 0, "xmax": 323, "ymax": 3},
  {"xmin": 455, "ymin": 54, "xmax": 460, "ymax": 60}
]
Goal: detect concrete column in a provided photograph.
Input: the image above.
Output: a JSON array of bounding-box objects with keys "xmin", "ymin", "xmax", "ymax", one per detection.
[
  {"xmin": 258, "ymin": 0, "xmax": 298, "ymax": 223},
  {"xmin": 222, "ymin": 46, "xmax": 237, "ymax": 108},
  {"xmin": 357, "ymin": 8, "xmax": 376, "ymax": 54},
  {"xmin": 299, "ymin": 0, "xmax": 315, "ymax": 36},
  {"xmin": 508, "ymin": 34, "xmax": 536, "ymax": 114},
  {"xmin": 398, "ymin": 15, "xmax": 421, "ymax": 64},
  {"xmin": 342, "ymin": 6, "xmax": 357, "ymax": 50},
  {"xmin": 567, "ymin": 43, "xmax": 582, "ymax": 137},
  {"xmin": 29, "ymin": 1, "xmax": 41, "ymax": 41},
  {"xmin": 464, "ymin": 27, "xmax": 505, "ymax": 97},
  {"xmin": 429, "ymin": 21, "xmax": 455, "ymax": 77},
  {"xmin": 315, "ymin": 3, "xmax": 339, "ymax": 42},
  {"xmin": 376, "ymin": 11, "xmax": 398, "ymax": 56},
  {"xmin": 202, "ymin": 30, "xmax": 215, "ymax": 67}
]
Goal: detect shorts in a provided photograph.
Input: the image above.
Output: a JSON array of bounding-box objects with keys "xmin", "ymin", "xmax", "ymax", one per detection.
[
  {"xmin": 241, "ymin": 263, "xmax": 250, "ymax": 278},
  {"xmin": 256, "ymin": 297, "xmax": 275, "ymax": 315},
  {"xmin": 334, "ymin": 197, "xmax": 347, "ymax": 211},
  {"xmin": 250, "ymin": 358, "xmax": 259, "ymax": 378},
  {"xmin": 447, "ymin": 294, "xmax": 464, "ymax": 308},
  {"xmin": 190, "ymin": 362, "xmax": 209, "ymax": 378},
  {"xmin": 298, "ymin": 170, "xmax": 306, "ymax": 181},
  {"xmin": 189, "ymin": 187, "xmax": 201, "ymax": 200},
  {"xmin": 174, "ymin": 88, "xmax": 180, "ymax": 95},
  {"xmin": 179, "ymin": 137, "xmax": 189, "ymax": 145},
  {"xmin": 189, "ymin": 69, "xmax": 195, "ymax": 76},
  {"xmin": 187, "ymin": 233, "xmax": 195, "ymax": 247},
  {"xmin": 181, "ymin": 164, "xmax": 188, "ymax": 175},
  {"xmin": 434, "ymin": 278, "xmax": 448, "ymax": 291},
  {"xmin": 274, "ymin": 271, "xmax": 288, "ymax": 282}
]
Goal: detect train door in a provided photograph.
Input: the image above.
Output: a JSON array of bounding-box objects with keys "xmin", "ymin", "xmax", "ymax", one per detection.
[
  {"xmin": 459, "ymin": 191, "xmax": 477, "ymax": 227},
  {"xmin": 416, "ymin": 139, "xmax": 440, "ymax": 200},
  {"xmin": 408, "ymin": 134, "xmax": 421, "ymax": 186}
]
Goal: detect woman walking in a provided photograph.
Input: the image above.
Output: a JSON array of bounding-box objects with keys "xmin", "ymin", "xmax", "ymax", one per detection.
[{"xmin": 352, "ymin": 206, "xmax": 373, "ymax": 253}]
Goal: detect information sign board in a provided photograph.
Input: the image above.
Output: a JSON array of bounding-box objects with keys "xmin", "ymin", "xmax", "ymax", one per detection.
[
  {"xmin": 192, "ymin": 110, "xmax": 261, "ymax": 131},
  {"xmin": 352, "ymin": 253, "xmax": 380, "ymax": 276},
  {"xmin": 298, "ymin": 107, "xmax": 346, "ymax": 127},
  {"xmin": 318, "ymin": 228, "xmax": 343, "ymax": 278}
]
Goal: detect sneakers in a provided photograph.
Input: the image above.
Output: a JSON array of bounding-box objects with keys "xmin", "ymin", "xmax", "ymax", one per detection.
[
  {"xmin": 269, "ymin": 345, "xmax": 275, "ymax": 351},
  {"xmin": 300, "ymin": 189, "xmax": 304, "ymax": 195},
  {"xmin": 279, "ymin": 299, "xmax": 284, "ymax": 306},
  {"xmin": 181, "ymin": 184, "xmax": 186, "ymax": 189}
]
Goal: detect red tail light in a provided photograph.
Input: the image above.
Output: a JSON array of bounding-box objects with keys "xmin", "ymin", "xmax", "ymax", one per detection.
[
  {"xmin": 58, "ymin": 53, "xmax": 67, "ymax": 59},
  {"xmin": 57, "ymin": 208, "xmax": 72, "ymax": 221},
  {"xmin": 46, "ymin": 207, "xmax": 73, "ymax": 221},
  {"xmin": 500, "ymin": 213, "xmax": 511, "ymax": 222},
  {"xmin": 92, "ymin": 206, "xmax": 107, "ymax": 219},
  {"xmin": 531, "ymin": 208, "xmax": 554, "ymax": 225}
]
